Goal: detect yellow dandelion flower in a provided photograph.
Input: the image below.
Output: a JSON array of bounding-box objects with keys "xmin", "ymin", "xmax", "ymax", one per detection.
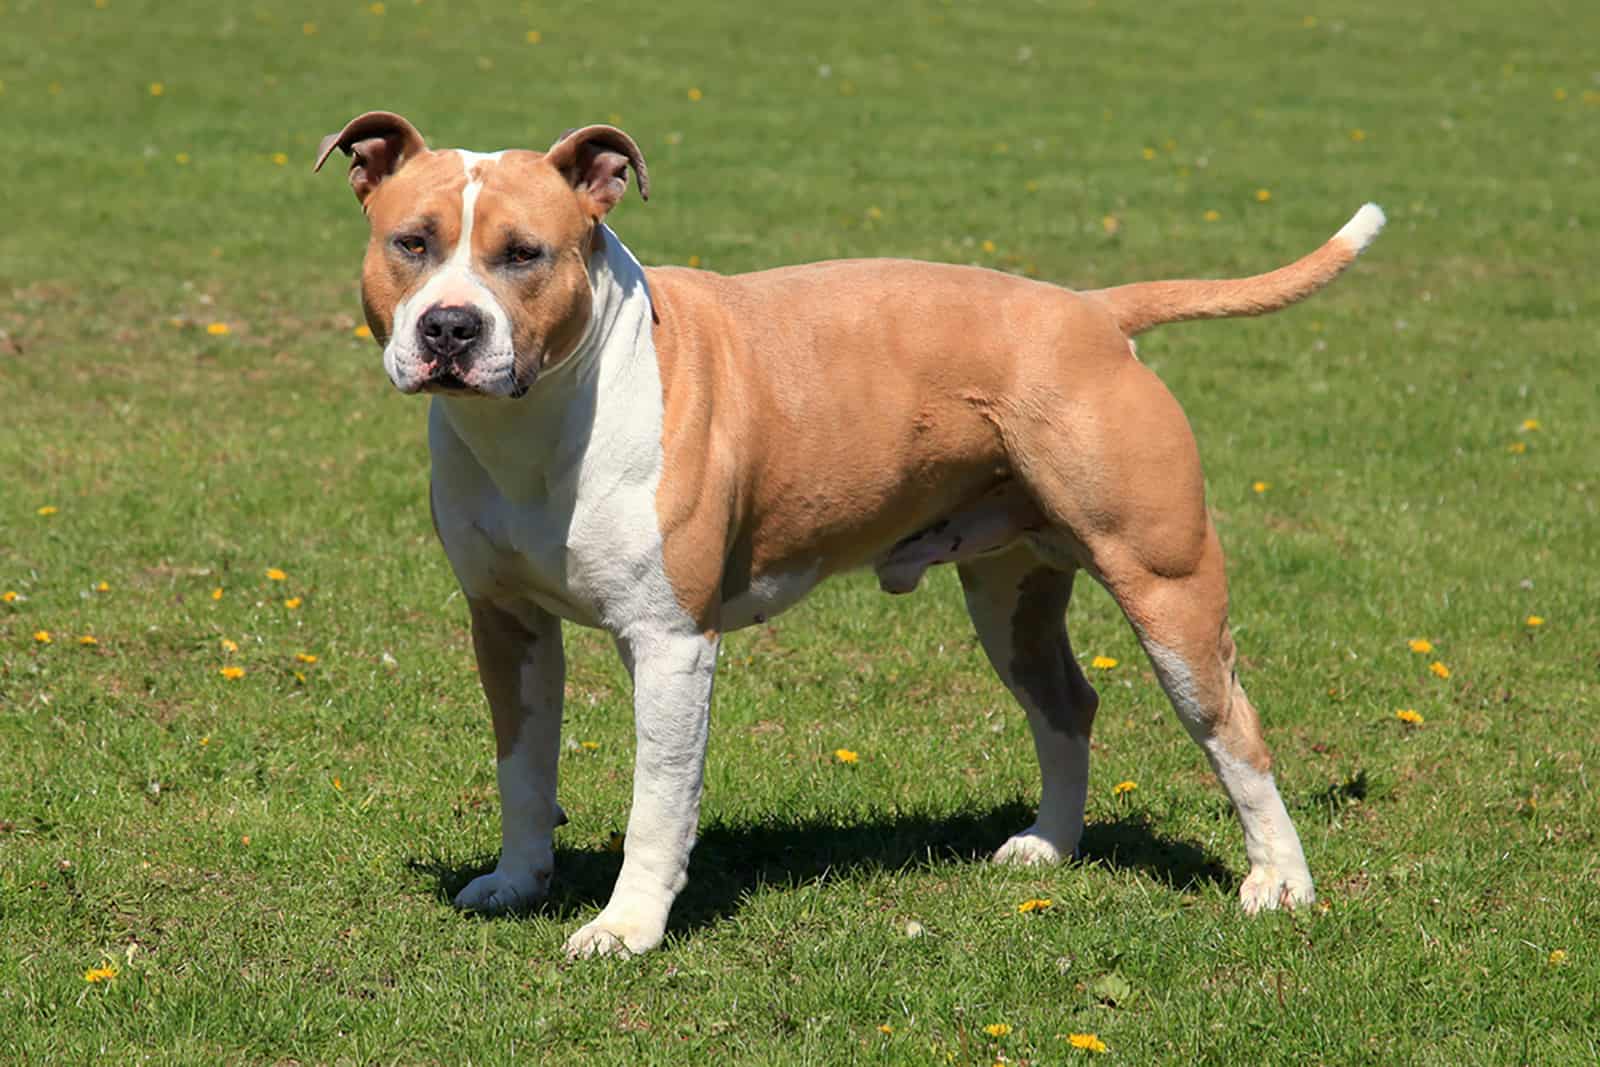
[
  {"xmin": 295, "ymin": 652, "xmax": 318, "ymax": 664},
  {"xmin": 1016, "ymin": 897, "xmax": 1053, "ymax": 913},
  {"xmin": 1507, "ymin": 440, "xmax": 1527, "ymax": 454},
  {"xmin": 175, "ymin": 152, "xmax": 190, "ymax": 165},
  {"xmin": 1113, "ymin": 779, "xmax": 1137, "ymax": 796},
  {"xmin": 1090, "ymin": 655, "xmax": 1118, "ymax": 670},
  {"xmin": 1395, "ymin": 708, "xmax": 1424, "ymax": 725},
  {"xmin": 1204, "ymin": 208, "xmax": 1220, "ymax": 221},
  {"xmin": 1526, "ymin": 615, "xmax": 1544, "ymax": 627},
  {"xmin": 1549, "ymin": 949, "xmax": 1568, "ymax": 965},
  {"xmin": 211, "ymin": 587, "xmax": 223, "ymax": 600},
  {"xmin": 2, "ymin": 591, "xmax": 17, "ymax": 603},
  {"xmin": 83, "ymin": 965, "xmax": 118, "ymax": 983},
  {"xmin": 294, "ymin": 671, "xmax": 307, "ymax": 684},
  {"xmin": 1429, "ymin": 661, "xmax": 1451, "ymax": 679},
  {"xmin": 265, "ymin": 568, "xmax": 287, "ymax": 581},
  {"xmin": 1255, "ymin": 188, "xmax": 1272, "ymax": 202},
  {"xmin": 96, "ymin": 581, "xmax": 110, "ymax": 592},
  {"xmin": 78, "ymin": 635, "xmax": 98, "ymax": 646},
  {"xmin": 1025, "ymin": 179, "xmax": 1041, "ymax": 193},
  {"xmin": 525, "ymin": 30, "xmax": 542, "ymax": 44},
  {"xmin": 149, "ymin": 82, "xmax": 164, "ymax": 96},
  {"xmin": 33, "ymin": 630, "xmax": 51, "ymax": 644},
  {"xmin": 1253, "ymin": 480, "xmax": 1270, "ymax": 493},
  {"xmin": 1553, "ymin": 88, "xmax": 1567, "ymax": 101},
  {"xmin": 687, "ymin": 87, "xmax": 703, "ymax": 102},
  {"xmin": 1350, "ymin": 128, "xmax": 1366, "ymax": 142},
  {"xmin": 983, "ymin": 1023, "xmax": 1012, "ymax": 1038},
  {"xmin": 1141, "ymin": 146, "xmax": 1156, "ymax": 160},
  {"xmin": 1068, "ymin": 1032, "xmax": 1108, "ymax": 1053},
  {"xmin": 834, "ymin": 748, "xmax": 859, "ymax": 764},
  {"xmin": 205, "ymin": 322, "xmax": 230, "ymax": 336},
  {"xmin": 37, "ymin": 505, "xmax": 58, "ymax": 516},
  {"xmin": 221, "ymin": 638, "xmax": 239, "ymax": 653},
  {"xmin": 333, "ymin": 776, "xmax": 343, "ymax": 790},
  {"xmin": 981, "ymin": 239, "xmax": 997, "ymax": 253},
  {"xmin": 200, "ymin": 735, "xmax": 211, "ymax": 746},
  {"xmin": 878, "ymin": 1024, "xmax": 894, "ymax": 1035},
  {"xmin": 1101, "ymin": 215, "xmax": 1120, "ymax": 235},
  {"xmin": 368, "ymin": 1, "xmax": 385, "ymax": 13},
  {"xmin": 1408, "ymin": 638, "xmax": 1433, "ymax": 654},
  {"xmin": 220, "ymin": 666, "xmax": 245, "ymax": 680},
  {"xmin": 1521, "ymin": 418, "xmax": 1540, "ymax": 431},
  {"xmin": 580, "ymin": 740, "xmax": 600, "ymax": 751},
  {"xmin": 865, "ymin": 205, "xmax": 883, "ymax": 220},
  {"xmin": 353, "ymin": 324, "xmax": 372, "ymax": 339},
  {"xmin": 687, "ymin": 254, "xmax": 702, "ymax": 268},
  {"xmin": 272, "ymin": 152, "xmax": 288, "ymax": 166},
  {"xmin": 302, "ymin": 21, "xmax": 317, "ymax": 35},
  {"xmin": 284, "ymin": 597, "xmax": 302, "ymax": 610}
]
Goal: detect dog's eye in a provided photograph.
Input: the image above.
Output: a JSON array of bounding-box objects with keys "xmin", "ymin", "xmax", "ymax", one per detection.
[
  {"xmin": 506, "ymin": 244, "xmax": 545, "ymax": 266},
  {"xmin": 394, "ymin": 235, "xmax": 427, "ymax": 257}
]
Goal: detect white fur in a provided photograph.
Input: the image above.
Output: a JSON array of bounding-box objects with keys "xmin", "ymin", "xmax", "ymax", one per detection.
[
  {"xmin": 1142, "ymin": 641, "xmax": 1314, "ymax": 910},
  {"xmin": 430, "ymin": 224, "xmax": 719, "ymax": 956},
  {"xmin": 1334, "ymin": 202, "xmax": 1386, "ymax": 254},
  {"xmin": 720, "ymin": 566, "xmax": 821, "ymax": 629}
]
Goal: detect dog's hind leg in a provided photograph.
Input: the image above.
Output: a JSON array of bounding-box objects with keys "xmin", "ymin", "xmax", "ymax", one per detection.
[
  {"xmin": 1094, "ymin": 522, "xmax": 1315, "ymax": 912},
  {"xmin": 959, "ymin": 547, "xmax": 1098, "ymax": 866}
]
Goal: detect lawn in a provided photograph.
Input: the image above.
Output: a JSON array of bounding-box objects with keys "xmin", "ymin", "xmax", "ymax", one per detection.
[{"xmin": 2, "ymin": 1, "xmax": 1596, "ymax": 1063}]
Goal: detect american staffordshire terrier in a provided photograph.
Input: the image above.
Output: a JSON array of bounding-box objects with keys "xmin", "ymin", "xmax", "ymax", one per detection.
[{"xmin": 315, "ymin": 110, "xmax": 1383, "ymax": 958}]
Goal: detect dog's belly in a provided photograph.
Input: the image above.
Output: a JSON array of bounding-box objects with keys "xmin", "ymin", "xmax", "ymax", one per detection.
[{"xmin": 718, "ymin": 564, "xmax": 822, "ymax": 630}]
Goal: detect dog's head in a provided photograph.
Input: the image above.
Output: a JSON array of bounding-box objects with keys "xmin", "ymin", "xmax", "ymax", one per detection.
[{"xmin": 315, "ymin": 111, "xmax": 648, "ymax": 398}]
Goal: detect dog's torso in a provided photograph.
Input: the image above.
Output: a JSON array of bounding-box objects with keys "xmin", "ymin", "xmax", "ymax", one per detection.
[{"xmin": 429, "ymin": 228, "xmax": 1139, "ymax": 638}]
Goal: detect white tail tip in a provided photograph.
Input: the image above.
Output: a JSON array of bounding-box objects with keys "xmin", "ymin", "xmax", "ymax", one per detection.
[{"xmin": 1334, "ymin": 202, "xmax": 1386, "ymax": 253}]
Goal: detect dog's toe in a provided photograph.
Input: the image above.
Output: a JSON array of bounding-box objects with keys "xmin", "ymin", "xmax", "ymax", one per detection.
[
  {"xmin": 992, "ymin": 829, "xmax": 1069, "ymax": 867},
  {"xmin": 453, "ymin": 868, "xmax": 549, "ymax": 914},
  {"xmin": 1239, "ymin": 866, "xmax": 1315, "ymax": 913}
]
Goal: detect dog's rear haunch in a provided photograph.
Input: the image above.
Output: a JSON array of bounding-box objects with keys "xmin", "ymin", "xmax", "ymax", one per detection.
[{"xmin": 318, "ymin": 109, "xmax": 1383, "ymax": 957}]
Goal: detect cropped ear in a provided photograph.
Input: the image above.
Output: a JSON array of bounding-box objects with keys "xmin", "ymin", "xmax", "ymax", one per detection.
[
  {"xmin": 545, "ymin": 124, "xmax": 650, "ymax": 217},
  {"xmin": 313, "ymin": 110, "xmax": 428, "ymax": 206}
]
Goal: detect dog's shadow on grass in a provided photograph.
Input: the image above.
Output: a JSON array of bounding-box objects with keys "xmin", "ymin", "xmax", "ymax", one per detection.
[{"xmin": 407, "ymin": 801, "xmax": 1232, "ymax": 931}]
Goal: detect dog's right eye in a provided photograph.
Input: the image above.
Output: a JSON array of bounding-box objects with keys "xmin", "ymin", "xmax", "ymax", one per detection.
[{"xmin": 394, "ymin": 235, "xmax": 427, "ymax": 257}]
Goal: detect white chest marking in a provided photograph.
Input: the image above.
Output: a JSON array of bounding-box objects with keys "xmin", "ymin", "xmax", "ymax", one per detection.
[{"xmin": 429, "ymin": 227, "xmax": 696, "ymax": 637}]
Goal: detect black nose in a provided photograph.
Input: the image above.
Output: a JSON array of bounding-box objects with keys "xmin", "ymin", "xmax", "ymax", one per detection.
[{"xmin": 417, "ymin": 305, "xmax": 484, "ymax": 362}]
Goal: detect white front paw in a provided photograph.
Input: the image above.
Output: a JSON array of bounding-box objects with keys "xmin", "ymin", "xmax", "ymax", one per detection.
[
  {"xmin": 453, "ymin": 866, "xmax": 550, "ymax": 914},
  {"xmin": 992, "ymin": 827, "xmax": 1074, "ymax": 866},
  {"xmin": 1239, "ymin": 866, "xmax": 1315, "ymax": 913},
  {"xmin": 563, "ymin": 907, "xmax": 666, "ymax": 960}
]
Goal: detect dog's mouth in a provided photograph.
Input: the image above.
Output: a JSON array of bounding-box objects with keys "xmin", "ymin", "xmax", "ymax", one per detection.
[
  {"xmin": 419, "ymin": 367, "xmax": 472, "ymax": 393},
  {"xmin": 409, "ymin": 362, "xmax": 530, "ymax": 399}
]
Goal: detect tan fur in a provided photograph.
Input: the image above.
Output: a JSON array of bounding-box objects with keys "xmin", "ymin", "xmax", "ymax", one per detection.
[
  {"xmin": 1089, "ymin": 231, "xmax": 1360, "ymax": 336},
  {"xmin": 323, "ymin": 112, "xmax": 1374, "ymax": 921}
]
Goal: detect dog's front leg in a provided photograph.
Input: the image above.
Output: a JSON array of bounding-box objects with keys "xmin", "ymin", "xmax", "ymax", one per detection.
[
  {"xmin": 453, "ymin": 598, "xmax": 566, "ymax": 914},
  {"xmin": 565, "ymin": 629, "xmax": 720, "ymax": 959}
]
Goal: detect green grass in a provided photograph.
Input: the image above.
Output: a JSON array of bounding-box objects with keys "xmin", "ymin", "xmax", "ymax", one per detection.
[{"xmin": 2, "ymin": 0, "xmax": 1597, "ymax": 1062}]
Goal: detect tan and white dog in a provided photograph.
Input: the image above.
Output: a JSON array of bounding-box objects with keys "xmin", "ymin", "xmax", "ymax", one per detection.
[{"xmin": 316, "ymin": 110, "xmax": 1383, "ymax": 958}]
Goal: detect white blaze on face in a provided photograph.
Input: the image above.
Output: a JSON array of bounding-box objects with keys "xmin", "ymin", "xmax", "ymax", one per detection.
[{"xmin": 384, "ymin": 150, "xmax": 521, "ymax": 396}]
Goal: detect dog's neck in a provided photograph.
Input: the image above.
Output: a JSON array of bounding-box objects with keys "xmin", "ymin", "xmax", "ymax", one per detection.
[{"xmin": 430, "ymin": 225, "xmax": 659, "ymax": 505}]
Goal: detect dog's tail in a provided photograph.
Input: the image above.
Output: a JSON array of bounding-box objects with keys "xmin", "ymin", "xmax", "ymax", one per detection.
[{"xmin": 1087, "ymin": 203, "xmax": 1385, "ymax": 337}]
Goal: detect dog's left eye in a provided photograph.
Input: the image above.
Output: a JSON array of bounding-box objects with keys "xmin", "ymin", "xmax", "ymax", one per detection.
[
  {"xmin": 394, "ymin": 235, "xmax": 427, "ymax": 257},
  {"xmin": 506, "ymin": 244, "xmax": 545, "ymax": 266}
]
